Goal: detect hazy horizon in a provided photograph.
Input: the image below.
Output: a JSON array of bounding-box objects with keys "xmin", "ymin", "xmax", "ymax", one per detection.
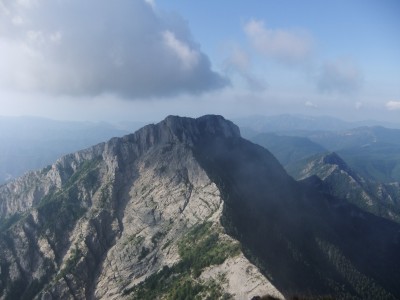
[{"xmin": 1, "ymin": 0, "xmax": 399, "ymax": 123}]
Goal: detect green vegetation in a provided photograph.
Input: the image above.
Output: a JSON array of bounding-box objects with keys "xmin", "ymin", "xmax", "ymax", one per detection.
[
  {"xmin": 138, "ymin": 246, "xmax": 150, "ymax": 261},
  {"xmin": 126, "ymin": 266, "xmax": 230, "ymax": 300},
  {"xmin": 151, "ymin": 231, "xmax": 166, "ymax": 246},
  {"xmin": 161, "ymin": 239, "xmax": 172, "ymax": 250},
  {"xmin": 0, "ymin": 213, "xmax": 22, "ymax": 233},
  {"xmin": 40, "ymin": 165, "xmax": 52, "ymax": 174},
  {"xmin": 4, "ymin": 277, "xmax": 26, "ymax": 300},
  {"xmin": 37, "ymin": 158, "xmax": 101, "ymax": 235},
  {"xmin": 338, "ymin": 144, "xmax": 400, "ymax": 183},
  {"xmin": 251, "ymin": 133, "xmax": 326, "ymax": 167},
  {"xmin": 55, "ymin": 245, "xmax": 83, "ymax": 280},
  {"xmin": 125, "ymin": 222, "xmax": 239, "ymax": 299},
  {"xmin": 2, "ymin": 270, "xmax": 51, "ymax": 300},
  {"xmin": 63, "ymin": 158, "xmax": 101, "ymax": 190},
  {"xmin": 20, "ymin": 276, "xmax": 48, "ymax": 300},
  {"xmin": 124, "ymin": 234, "xmax": 144, "ymax": 248},
  {"xmin": 98, "ymin": 182, "xmax": 112, "ymax": 208},
  {"xmin": 178, "ymin": 222, "xmax": 240, "ymax": 277},
  {"xmin": 316, "ymin": 239, "xmax": 394, "ymax": 299}
]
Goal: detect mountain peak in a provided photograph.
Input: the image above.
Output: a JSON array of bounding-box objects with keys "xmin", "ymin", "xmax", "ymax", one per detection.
[
  {"xmin": 322, "ymin": 152, "xmax": 346, "ymax": 167},
  {"xmin": 127, "ymin": 115, "xmax": 240, "ymax": 151},
  {"xmin": 163, "ymin": 114, "xmax": 240, "ymax": 140}
]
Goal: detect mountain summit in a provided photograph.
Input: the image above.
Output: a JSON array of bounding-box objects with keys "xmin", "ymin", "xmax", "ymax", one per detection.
[
  {"xmin": 1, "ymin": 115, "xmax": 400, "ymax": 299},
  {"xmin": 0, "ymin": 115, "xmax": 281, "ymax": 300}
]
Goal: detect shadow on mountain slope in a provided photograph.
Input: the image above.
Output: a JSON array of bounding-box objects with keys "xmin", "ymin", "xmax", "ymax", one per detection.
[{"xmin": 194, "ymin": 135, "xmax": 400, "ymax": 299}]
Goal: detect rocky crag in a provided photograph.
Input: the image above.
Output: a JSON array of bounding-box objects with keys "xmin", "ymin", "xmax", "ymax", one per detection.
[
  {"xmin": 1, "ymin": 115, "xmax": 400, "ymax": 299},
  {"xmin": 0, "ymin": 116, "xmax": 282, "ymax": 300},
  {"xmin": 288, "ymin": 152, "xmax": 400, "ymax": 223}
]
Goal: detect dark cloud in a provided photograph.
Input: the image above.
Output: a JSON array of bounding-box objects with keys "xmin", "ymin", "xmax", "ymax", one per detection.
[{"xmin": 0, "ymin": 0, "xmax": 228, "ymax": 99}]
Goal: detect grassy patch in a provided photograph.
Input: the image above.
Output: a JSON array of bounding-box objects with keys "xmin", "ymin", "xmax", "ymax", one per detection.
[
  {"xmin": 178, "ymin": 222, "xmax": 240, "ymax": 277},
  {"xmin": 125, "ymin": 222, "xmax": 239, "ymax": 299},
  {"xmin": 0, "ymin": 213, "xmax": 22, "ymax": 233},
  {"xmin": 98, "ymin": 182, "xmax": 112, "ymax": 208},
  {"xmin": 37, "ymin": 158, "xmax": 102, "ymax": 236},
  {"xmin": 55, "ymin": 246, "xmax": 82, "ymax": 280}
]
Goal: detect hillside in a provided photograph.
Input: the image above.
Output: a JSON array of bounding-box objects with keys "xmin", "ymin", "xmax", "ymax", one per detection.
[
  {"xmin": 287, "ymin": 152, "xmax": 400, "ymax": 223},
  {"xmin": 0, "ymin": 116, "xmax": 282, "ymax": 300},
  {"xmin": 250, "ymin": 133, "xmax": 326, "ymax": 167},
  {"xmin": 306, "ymin": 127, "xmax": 400, "ymax": 182},
  {"xmin": 0, "ymin": 115, "xmax": 400, "ymax": 299},
  {"xmin": 249, "ymin": 124, "xmax": 400, "ymax": 183}
]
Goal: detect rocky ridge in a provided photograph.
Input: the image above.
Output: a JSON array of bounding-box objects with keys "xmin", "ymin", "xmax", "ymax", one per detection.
[
  {"xmin": 0, "ymin": 115, "xmax": 282, "ymax": 299},
  {"xmin": 290, "ymin": 152, "xmax": 400, "ymax": 223},
  {"xmin": 2, "ymin": 115, "xmax": 400, "ymax": 299}
]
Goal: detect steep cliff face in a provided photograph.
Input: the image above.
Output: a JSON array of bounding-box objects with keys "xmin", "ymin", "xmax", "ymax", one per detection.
[
  {"xmin": 2, "ymin": 115, "xmax": 400, "ymax": 300},
  {"xmin": 0, "ymin": 115, "xmax": 282, "ymax": 300}
]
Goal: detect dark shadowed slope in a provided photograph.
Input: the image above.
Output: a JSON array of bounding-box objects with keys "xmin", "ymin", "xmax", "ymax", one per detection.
[
  {"xmin": 287, "ymin": 152, "xmax": 400, "ymax": 224},
  {"xmin": 193, "ymin": 129, "xmax": 400, "ymax": 299}
]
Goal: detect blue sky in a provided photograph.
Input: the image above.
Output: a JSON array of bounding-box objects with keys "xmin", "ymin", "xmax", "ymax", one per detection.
[{"xmin": 0, "ymin": 0, "xmax": 399, "ymax": 123}]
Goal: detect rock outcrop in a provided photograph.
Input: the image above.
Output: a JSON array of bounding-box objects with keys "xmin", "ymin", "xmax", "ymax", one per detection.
[
  {"xmin": 1, "ymin": 115, "xmax": 400, "ymax": 300},
  {"xmin": 291, "ymin": 152, "xmax": 400, "ymax": 223},
  {"xmin": 0, "ymin": 115, "xmax": 282, "ymax": 300}
]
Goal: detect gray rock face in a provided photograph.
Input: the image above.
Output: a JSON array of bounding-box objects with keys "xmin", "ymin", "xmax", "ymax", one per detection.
[
  {"xmin": 0, "ymin": 115, "xmax": 282, "ymax": 300},
  {"xmin": 295, "ymin": 152, "xmax": 400, "ymax": 223}
]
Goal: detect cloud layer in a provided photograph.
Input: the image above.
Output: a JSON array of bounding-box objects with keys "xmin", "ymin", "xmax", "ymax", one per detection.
[
  {"xmin": 223, "ymin": 47, "xmax": 267, "ymax": 91},
  {"xmin": 0, "ymin": 0, "xmax": 227, "ymax": 98},
  {"xmin": 386, "ymin": 101, "xmax": 400, "ymax": 111},
  {"xmin": 244, "ymin": 20, "xmax": 314, "ymax": 65},
  {"xmin": 317, "ymin": 58, "xmax": 362, "ymax": 94}
]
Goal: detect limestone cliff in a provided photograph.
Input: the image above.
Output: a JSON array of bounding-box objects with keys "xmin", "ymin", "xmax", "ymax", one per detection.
[
  {"xmin": 0, "ymin": 115, "xmax": 282, "ymax": 300},
  {"xmin": 2, "ymin": 115, "xmax": 400, "ymax": 300}
]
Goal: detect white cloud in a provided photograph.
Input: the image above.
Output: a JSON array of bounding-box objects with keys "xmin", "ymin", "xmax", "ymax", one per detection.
[
  {"xmin": 227, "ymin": 47, "xmax": 250, "ymax": 73},
  {"xmin": 0, "ymin": 0, "xmax": 227, "ymax": 99},
  {"xmin": 317, "ymin": 58, "xmax": 362, "ymax": 94},
  {"xmin": 244, "ymin": 19, "xmax": 314, "ymax": 65},
  {"xmin": 11, "ymin": 15, "xmax": 24, "ymax": 25},
  {"xmin": 15, "ymin": 0, "xmax": 41, "ymax": 9},
  {"xmin": 162, "ymin": 30, "xmax": 199, "ymax": 70},
  {"xmin": 144, "ymin": 0, "xmax": 155, "ymax": 8},
  {"xmin": 223, "ymin": 47, "xmax": 267, "ymax": 92},
  {"xmin": 386, "ymin": 101, "xmax": 400, "ymax": 111},
  {"xmin": 305, "ymin": 101, "xmax": 317, "ymax": 108}
]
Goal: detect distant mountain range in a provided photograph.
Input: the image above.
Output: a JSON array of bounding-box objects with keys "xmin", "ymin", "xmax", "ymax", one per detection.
[
  {"xmin": 1, "ymin": 115, "xmax": 400, "ymax": 299},
  {"xmin": 247, "ymin": 119, "xmax": 400, "ymax": 183},
  {"xmin": 250, "ymin": 133, "xmax": 326, "ymax": 167},
  {"xmin": 248, "ymin": 118, "xmax": 400, "ymax": 224},
  {"xmin": 235, "ymin": 114, "xmax": 400, "ymax": 138}
]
